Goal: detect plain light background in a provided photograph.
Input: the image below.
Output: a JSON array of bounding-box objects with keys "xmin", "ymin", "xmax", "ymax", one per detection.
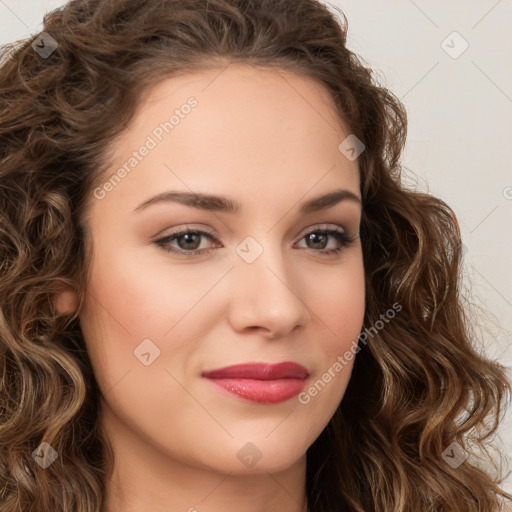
[{"xmin": 1, "ymin": 0, "xmax": 511, "ymax": 494}]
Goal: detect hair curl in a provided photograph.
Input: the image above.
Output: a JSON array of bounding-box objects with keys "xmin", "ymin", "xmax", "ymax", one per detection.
[{"xmin": 0, "ymin": 0, "xmax": 511, "ymax": 510}]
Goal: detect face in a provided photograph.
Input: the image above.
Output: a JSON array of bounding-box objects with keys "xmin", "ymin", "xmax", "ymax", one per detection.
[{"xmin": 56, "ymin": 63, "xmax": 365, "ymax": 475}]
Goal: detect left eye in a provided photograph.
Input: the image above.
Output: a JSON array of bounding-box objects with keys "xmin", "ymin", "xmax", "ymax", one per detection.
[{"xmin": 154, "ymin": 226, "xmax": 357, "ymax": 257}]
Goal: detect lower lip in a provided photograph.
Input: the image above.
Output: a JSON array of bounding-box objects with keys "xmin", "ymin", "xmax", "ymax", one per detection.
[{"xmin": 205, "ymin": 378, "xmax": 306, "ymax": 404}]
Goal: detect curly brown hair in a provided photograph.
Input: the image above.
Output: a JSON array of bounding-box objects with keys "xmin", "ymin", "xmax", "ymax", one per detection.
[{"xmin": 0, "ymin": 0, "xmax": 511, "ymax": 510}]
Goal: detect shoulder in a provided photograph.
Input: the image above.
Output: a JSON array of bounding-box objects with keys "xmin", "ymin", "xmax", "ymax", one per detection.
[{"xmin": 501, "ymin": 501, "xmax": 512, "ymax": 512}]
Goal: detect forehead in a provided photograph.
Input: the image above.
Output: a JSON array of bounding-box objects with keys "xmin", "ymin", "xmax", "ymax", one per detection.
[
  {"xmin": 121, "ymin": 63, "xmax": 353, "ymax": 156},
  {"xmin": 89, "ymin": 63, "xmax": 360, "ymax": 219}
]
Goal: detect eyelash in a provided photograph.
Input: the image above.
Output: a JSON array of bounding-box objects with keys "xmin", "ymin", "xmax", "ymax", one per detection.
[{"xmin": 154, "ymin": 225, "xmax": 357, "ymax": 258}]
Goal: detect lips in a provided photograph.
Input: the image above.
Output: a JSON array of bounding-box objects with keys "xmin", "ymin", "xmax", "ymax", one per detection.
[
  {"xmin": 202, "ymin": 362, "xmax": 309, "ymax": 380},
  {"xmin": 202, "ymin": 362, "xmax": 309, "ymax": 404}
]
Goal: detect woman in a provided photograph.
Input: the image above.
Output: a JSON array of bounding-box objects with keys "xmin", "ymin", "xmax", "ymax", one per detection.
[{"xmin": 0, "ymin": 0, "xmax": 510, "ymax": 510}]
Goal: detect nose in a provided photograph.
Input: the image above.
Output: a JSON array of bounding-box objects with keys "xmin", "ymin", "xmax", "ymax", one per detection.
[{"xmin": 227, "ymin": 246, "xmax": 312, "ymax": 340}]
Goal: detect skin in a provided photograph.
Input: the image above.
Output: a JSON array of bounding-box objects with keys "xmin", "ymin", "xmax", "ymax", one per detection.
[{"xmin": 54, "ymin": 63, "xmax": 365, "ymax": 512}]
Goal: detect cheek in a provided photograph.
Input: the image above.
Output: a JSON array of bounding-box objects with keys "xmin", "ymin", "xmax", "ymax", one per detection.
[
  {"xmin": 78, "ymin": 247, "xmax": 229, "ymax": 389},
  {"xmin": 298, "ymin": 291, "xmax": 364, "ymax": 435},
  {"xmin": 306, "ymin": 251, "xmax": 365, "ymax": 346},
  {"xmin": 81, "ymin": 244, "xmax": 216, "ymax": 336},
  {"xmin": 300, "ymin": 251, "xmax": 365, "ymax": 404}
]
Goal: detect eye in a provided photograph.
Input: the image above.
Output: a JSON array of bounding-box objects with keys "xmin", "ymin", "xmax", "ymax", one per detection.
[
  {"xmin": 154, "ymin": 228, "xmax": 219, "ymax": 256},
  {"xmin": 154, "ymin": 224, "xmax": 357, "ymax": 257},
  {"xmin": 295, "ymin": 226, "xmax": 357, "ymax": 256}
]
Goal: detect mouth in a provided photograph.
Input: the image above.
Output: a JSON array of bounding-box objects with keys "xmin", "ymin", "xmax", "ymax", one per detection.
[{"xmin": 201, "ymin": 362, "xmax": 309, "ymax": 404}]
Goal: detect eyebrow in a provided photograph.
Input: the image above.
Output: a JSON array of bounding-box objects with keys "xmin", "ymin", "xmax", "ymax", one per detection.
[{"xmin": 133, "ymin": 188, "xmax": 361, "ymax": 214}]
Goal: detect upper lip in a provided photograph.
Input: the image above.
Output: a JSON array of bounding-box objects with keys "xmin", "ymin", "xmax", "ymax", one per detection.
[{"xmin": 202, "ymin": 362, "xmax": 309, "ymax": 380}]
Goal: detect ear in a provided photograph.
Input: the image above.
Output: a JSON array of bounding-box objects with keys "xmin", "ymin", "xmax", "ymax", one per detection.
[{"xmin": 52, "ymin": 281, "xmax": 78, "ymax": 316}]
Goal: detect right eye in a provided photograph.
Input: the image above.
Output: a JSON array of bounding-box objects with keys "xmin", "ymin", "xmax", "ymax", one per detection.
[{"xmin": 154, "ymin": 228, "xmax": 222, "ymax": 256}]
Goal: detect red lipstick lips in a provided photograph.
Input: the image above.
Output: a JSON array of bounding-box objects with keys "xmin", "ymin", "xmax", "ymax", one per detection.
[{"xmin": 202, "ymin": 362, "xmax": 309, "ymax": 404}]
